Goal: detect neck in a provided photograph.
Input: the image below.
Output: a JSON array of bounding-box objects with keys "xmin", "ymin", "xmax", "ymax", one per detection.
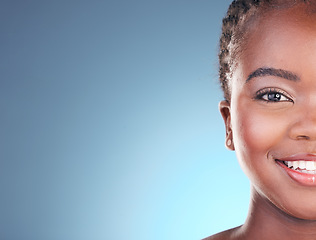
[{"xmin": 236, "ymin": 186, "xmax": 316, "ymax": 240}]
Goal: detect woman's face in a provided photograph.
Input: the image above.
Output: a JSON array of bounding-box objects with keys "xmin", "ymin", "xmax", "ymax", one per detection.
[{"xmin": 221, "ymin": 5, "xmax": 316, "ymax": 220}]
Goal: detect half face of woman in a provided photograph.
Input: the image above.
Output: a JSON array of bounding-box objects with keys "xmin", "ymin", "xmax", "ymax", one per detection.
[{"xmin": 220, "ymin": 4, "xmax": 316, "ymax": 220}]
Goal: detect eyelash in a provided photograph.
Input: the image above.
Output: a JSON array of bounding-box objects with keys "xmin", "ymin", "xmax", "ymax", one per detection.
[{"xmin": 254, "ymin": 88, "xmax": 293, "ymax": 103}]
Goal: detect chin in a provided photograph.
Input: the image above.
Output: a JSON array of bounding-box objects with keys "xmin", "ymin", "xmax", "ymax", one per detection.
[{"xmin": 276, "ymin": 199, "xmax": 316, "ymax": 221}]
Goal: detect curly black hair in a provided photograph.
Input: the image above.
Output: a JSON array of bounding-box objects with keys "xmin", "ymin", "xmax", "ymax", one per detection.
[{"xmin": 219, "ymin": 0, "xmax": 311, "ymax": 100}]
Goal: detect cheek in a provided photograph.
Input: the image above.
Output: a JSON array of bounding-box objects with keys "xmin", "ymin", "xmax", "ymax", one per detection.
[
  {"xmin": 231, "ymin": 104, "xmax": 289, "ymax": 170},
  {"xmin": 235, "ymin": 112, "xmax": 285, "ymax": 151}
]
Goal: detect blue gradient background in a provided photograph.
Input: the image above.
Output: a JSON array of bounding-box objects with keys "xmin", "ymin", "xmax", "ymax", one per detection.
[{"xmin": 1, "ymin": 1, "xmax": 250, "ymax": 239}]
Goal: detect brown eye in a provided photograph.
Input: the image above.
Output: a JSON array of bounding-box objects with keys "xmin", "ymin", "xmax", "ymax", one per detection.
[
  {"xmin": 255, "ymin": 88, "xmax": 293, "ymax": 103},
  {"xmin": 268, "ymin": 92, "xmax": 281, "ymax": 101}
]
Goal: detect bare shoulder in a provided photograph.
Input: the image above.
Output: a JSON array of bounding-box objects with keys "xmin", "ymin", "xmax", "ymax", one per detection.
[{"xmin": 202, "ymin": 226, "xmax": 242, "ymax": 240}]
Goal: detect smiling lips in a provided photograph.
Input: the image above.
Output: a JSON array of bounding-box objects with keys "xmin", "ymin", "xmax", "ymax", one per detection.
[{"xmin": 277, "ymin": 153, "xmax": 316, "ymax": 186}]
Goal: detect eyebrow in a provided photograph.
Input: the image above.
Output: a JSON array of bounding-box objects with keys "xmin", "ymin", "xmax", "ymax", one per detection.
[{"xmin": 246, "ymin": 67, "xmax": 300, "ymax": 83}]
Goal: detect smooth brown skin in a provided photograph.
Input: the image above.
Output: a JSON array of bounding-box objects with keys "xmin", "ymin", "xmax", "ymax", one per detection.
[{"xmin": 205, "ymin": 4, "xmax": 316, "ymax": 240}]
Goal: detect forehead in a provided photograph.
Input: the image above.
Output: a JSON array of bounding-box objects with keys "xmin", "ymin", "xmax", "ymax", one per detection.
[{"xmin": 238, "ymin": 4, "xmax": 316, "ymax": 79}]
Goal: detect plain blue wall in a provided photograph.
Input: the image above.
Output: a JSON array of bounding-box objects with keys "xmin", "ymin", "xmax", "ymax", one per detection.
[{"xmin": 1, "ymin": 1, "xmax": 249, "ymax": 239}]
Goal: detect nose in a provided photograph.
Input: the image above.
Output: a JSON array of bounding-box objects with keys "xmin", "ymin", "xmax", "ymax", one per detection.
[{"xmin": 289, "ymin": 110, "xmax": 316, "ymax": 141}]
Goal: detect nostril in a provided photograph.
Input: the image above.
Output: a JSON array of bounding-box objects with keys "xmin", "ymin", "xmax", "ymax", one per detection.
[
  {"xmin": 288, "ymin": 120, "xmax": 316, "ymax": 141},
  {"xmin": 296, "ymin": 135, "xmax": 310, "ymax": 140}
]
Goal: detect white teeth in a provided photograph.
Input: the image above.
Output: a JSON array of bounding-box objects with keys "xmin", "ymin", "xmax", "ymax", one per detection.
[
  {"xmin": 293, "ymin": 161, "xmax": 299, "ymax": 170},
  {"xmin": 287, "ymin": 161, "xmax": 293, "ymax": 168},
  {"xmin": 306, "ymin": 161, "xmax": 315, "ymax": 171},
  {"xmin": 284, "ymin": 161, "xmax": 316, "ymax": 172},
  {"xmin": 299, "ymin": 161, "xmax": 306, "ymax": 170}
]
